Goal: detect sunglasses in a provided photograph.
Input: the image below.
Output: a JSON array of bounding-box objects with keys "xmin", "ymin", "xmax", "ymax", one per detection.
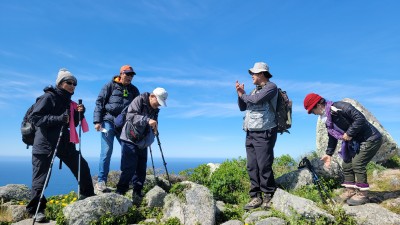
[
  {"xmin": 124, "ymin": 72, "xmax": 135, "ymax": 77},
  {"xmin": 65, "ymin": 81, "xmax": 77, "ymax": 86}
]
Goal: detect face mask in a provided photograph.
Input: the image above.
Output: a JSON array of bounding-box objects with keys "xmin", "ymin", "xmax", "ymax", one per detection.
[{"xmin": 319, "ymin": 114, "xmax": 327, "ymax": 123}]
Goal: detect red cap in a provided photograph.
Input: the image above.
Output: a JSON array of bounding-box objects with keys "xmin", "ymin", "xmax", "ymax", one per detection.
[
  {"xmin": 304, "ymin": 93, "xmax": 322, "ymax": 114},
  {"xmin": 120, "ymin": 65, "xmax": 135, "ymax": 75}
]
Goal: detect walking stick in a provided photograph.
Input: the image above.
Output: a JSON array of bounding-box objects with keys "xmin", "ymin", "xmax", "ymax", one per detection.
[
  {"xmin": 148, "ymin": 145, "xmax": 157, "ymax": 178},
  {"xmin": 33, "ymin": 117, "xmax": 67, "ymax": 225},
  {"xmin": 77, "ymin": 99, "xmax": 82, "ymax": 199},
  {"xmin": 298, "ymin": 157, "xmax": 336, "ymax": 205},
  {"xmin": 155, "ymin": 133, "xmax": 171, "ymax": 187}
]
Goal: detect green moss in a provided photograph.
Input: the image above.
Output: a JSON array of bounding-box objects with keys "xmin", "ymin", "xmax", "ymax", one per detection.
[{"xmin": 169, "ymin": 183, "xmax": 191, "ymax": 202}]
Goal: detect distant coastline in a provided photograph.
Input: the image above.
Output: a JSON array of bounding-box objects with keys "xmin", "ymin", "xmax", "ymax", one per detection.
[{"xmin": 0, "ymin": 156, "xmax": 226, "ymax": 196}]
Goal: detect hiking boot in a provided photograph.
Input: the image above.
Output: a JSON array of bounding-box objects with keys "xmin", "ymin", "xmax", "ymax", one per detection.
[
  {"xmin": 243, "ymin": 197, "xmax": 262, "ymax": 210},
  {"xmin": 132, "ymin": 192, "xmax": 144, "ymax": 206},
  {"xmin": 355, "ymin": 183, "xmax": 370, "ymax": 191},
  {"xmin": 115, "ymin": 189, "xmax": 126, "ymax": 196},
  {"xmin": 33, "ymin": 211, "xmax": 46, "ymax": 222},
  {"xmin": 339, "ymin": 188, "xmax": 356, "ymax": 202},
  {"xmin": 78, "ymin": 194, "xmax": 91, "ymax": 200},
  {"xmin": 347, "ymin": 190, "xmax": 369, "ymax": 206},
  {"xmin": 96, "ymin": 181, "xmax": 107, "ymax": 192},
  {"xmin": 341, "ymin": 181, "xmax": 356, "ymax": 188},
  {"xmin": 261, "ymin": 194, "xmax": 273, "ymax": 209}
]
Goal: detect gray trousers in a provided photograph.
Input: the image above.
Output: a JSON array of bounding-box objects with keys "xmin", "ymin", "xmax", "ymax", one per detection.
[
  {"xmin": 342, "ymin": 137, "xmax": 383, "ymax": 184},
  {"xmin": 245, "ymin": 127, "xmax": 277, "ymax": 198}
]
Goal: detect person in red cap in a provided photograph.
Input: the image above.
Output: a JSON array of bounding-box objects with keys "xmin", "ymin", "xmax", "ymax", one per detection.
[
  {"xmin": 303, "ymin": 93, "xmax": 382, "ymax": 206},
  {"xmin": 93, "ymin": 65, "xmax": 140, "ymax": 192},
  {"xmin": 236, "ymin": 62, "xmax": 279, "ymax": 210}
]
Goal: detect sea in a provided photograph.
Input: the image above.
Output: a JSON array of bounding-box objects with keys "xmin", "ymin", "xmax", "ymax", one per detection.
[{"xmin": 0, "ymin": 156, "xmax": 225, "ymax": 196}]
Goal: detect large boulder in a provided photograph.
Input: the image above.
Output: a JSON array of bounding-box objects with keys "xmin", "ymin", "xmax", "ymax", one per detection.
[
  {"xmin": 316, "ymin": 98, "xmax": 399, "ymax": 163},
  {"xmin": 271, "ymin": 188, "xmax": 335, "ymax": 223},
  {"xmin": 0, "ymin": 184, "xmax": 30, "ymax": 202},
  {"xmin": 162, "ymin": 181, "xmax": 216, "ymax": 225},
  {"xmin": 145, "ymin": 185, "xmax": 167, "ymax": 208},
  {"xmin": 276, "ymin": 157, "xmax": 343, "ymax": 191},
  {"xmin": 243, "ymin": 211, "xmax": 272, "ymax": 224},
  {"xmin": 62, "ymin": 193, "xmax": 132, "ymax": 225},
  {"xmin": 1, "ymin": 202, "xmax": 29, "ymax": 223},
  {"xmin": 342, "ymin": 203, "xmax": 400, "ymax": 225}
]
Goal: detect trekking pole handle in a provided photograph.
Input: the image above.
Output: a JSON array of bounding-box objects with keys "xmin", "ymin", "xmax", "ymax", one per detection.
[{"xmin": 78, "ymin": 99, "xmax": 83, "ymax": 121}]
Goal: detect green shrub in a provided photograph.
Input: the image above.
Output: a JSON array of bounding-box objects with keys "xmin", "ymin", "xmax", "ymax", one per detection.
[
  {"xmin": 215, "ymin": 203, "xmax": 243, "ymax": 224},
  {"xmin": 208, "ymin": 158, "xmax": 249, "ymax": 204},
  {"xmin": 180, "ymin": 164, "xmax": 211, "ymax": 186},
  {"xmin": 273, "ymin": 154, "xmax": 297, "ymax": 178},
  {"xmin": 366, "ymin": 161, "xmax": 385, "ymax": 176},
  {"xmin": 90, "ymin": 206, "xmax": 143, "ymax": 225},
  {"xmin": 46, "ymin": 191, "xmax": 78, "ymax": 221},
  {"xmin": 163, "ymin": 217, "xmax": 183, "ymax": 225},
  {"xmin": 290, "ymin": 176, "xmax": 335, "ymax": 205},
  {"xmin": 329, "ymin": 207, "xmax": 357, "ymax": 225},
  {"xmin": 169, "ymin": 183, "xmax": 191, "ymax": 202},
  {"xmin": 382, "ymin": 155, "xmax": 400, "ymax": 168}
]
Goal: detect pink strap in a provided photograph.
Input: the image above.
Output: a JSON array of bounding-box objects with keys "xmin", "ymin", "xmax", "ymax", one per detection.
[{"xmin": 69, "ymin": 101, "xmax": 89, "ymax": 143}]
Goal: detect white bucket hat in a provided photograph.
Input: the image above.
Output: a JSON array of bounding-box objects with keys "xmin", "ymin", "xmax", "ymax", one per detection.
[
  {"xmin": 248, "ymin": 62, "xmax": 269, "ymax": 75},
  {"xmin": 153, "ymin": 87, "xmax": 168, "ymax": 107}
]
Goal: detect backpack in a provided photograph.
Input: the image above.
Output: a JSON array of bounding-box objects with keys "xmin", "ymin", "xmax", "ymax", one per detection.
[
  {"xmin": 124, "ymin": 119, "xmax": 151, "ymax": 144},
  {"xmin": 21, "ymin": 90, "xmax": 55, "ymax": 148},
  {"xmin": 21, "ymin": 104, "xmax": 36, "ymax": 148},
  {"xmin": 270, "ymin": 88, "xmax": 292, "ymax": 134},
  {"xmin": 114, "ymin": 105, "xmax": 129, "ymax": 128}
]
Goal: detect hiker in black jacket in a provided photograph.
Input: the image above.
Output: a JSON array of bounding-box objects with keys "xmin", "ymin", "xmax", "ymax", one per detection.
[
  {"xmin": 26, "ymin": 68, "xmax": 94, "ymax": 222},
  {"xmin": 304, "ymin": 93, "xmax": 382, "ymax": 206},
  {"xmin": 93, "ymin": 65, "xmax": 140, "ymax": 192}
]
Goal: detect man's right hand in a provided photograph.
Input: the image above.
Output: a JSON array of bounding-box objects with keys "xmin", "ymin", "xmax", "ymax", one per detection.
[
  {"xmin": 94, "ymin": 123, "xmax": 102, "ymax": 131},
  {"xmin": 235, "ymin": 81, "xmax": 245, "ymax": 96},
  {"xmin": 149, "ymin": 119, "xmax": 158, "ymax": 134}
]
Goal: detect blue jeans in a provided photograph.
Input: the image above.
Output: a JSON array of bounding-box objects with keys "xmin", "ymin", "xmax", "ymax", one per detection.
[
  {"xmin": 116, "ymin": 140, "xmax": 148, "ymax": 194},
  {"xmin": 98, "ymin": 121, "xmax": 121, "ymax": 182}
]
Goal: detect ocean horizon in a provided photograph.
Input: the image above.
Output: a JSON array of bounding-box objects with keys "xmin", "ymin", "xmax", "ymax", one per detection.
[{"xmin": 0, "ymin": 156, "xmax": 225, "ymax": 196}]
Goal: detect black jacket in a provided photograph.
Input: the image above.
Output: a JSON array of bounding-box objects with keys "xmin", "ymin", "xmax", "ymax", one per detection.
[
  {"xmin": 31, "ymin": 87, "xmax": 81, "ymax": 154},
  {"xmin": 326, "ymin": 101, "xmax": 381, "ymax": 156},
  {"xmin": 93, "ymin": 76, "xmax": 140, "ymax": 124}
]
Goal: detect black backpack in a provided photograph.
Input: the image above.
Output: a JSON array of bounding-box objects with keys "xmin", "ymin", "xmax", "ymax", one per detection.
[
  {"xmin": 21, "ymin": 104, "xmax": 36, "ymax": 148},
  {"xmin": 270, "ymin": 88, "xmax": 292, "ymax": 134},
  {"xmin": 21, "ymin": 91, "xmax": 55, "ymax": 148}
]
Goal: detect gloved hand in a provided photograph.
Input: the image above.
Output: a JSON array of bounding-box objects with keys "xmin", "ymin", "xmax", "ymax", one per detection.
[{"xmin": 57, "ymin": 113, "xmax": 69, "ymax": 124}]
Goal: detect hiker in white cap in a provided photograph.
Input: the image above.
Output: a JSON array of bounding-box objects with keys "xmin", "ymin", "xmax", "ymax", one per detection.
[
  {"xmin": 116, "ymin": 87, "xmax": 168, "ymax": 204},
  {"xmin": 236, "ymin": 62, "xmax": 278, "ymax": 210}
]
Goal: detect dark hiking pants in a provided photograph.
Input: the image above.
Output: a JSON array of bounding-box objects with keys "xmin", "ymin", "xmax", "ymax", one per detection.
[
  {"xmin": 26, "ymin": 146, "xmax": 94, "ymax": 214},
  {"xmin": 245, "ymin": 127, "xmax": 278, "ymax": 198},
  {"xmin": 342, "ymin": 137, "xmax": 383, "ymax": 184},
  {"xmin": 116, "ymin": 140, "xmax": 148, "ymax": 195}
]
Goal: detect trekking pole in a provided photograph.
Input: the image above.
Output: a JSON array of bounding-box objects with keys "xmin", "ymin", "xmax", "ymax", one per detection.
[
  {"xmin": 155, "ymin": 133, "xmax": 171, "ymax": 187},
  {"xmin": 298, "ymin": 157, "xmax": 336, "ymax": 205},
  {"xmin": 33, "ymin": 118, "xmax": 67, "ymax": 225},
  {"xmin": 77, "ymin": 99, "xmax": 82, "ymax": 199},
  {"xmin": 148, "ymin": 145, "xmax": 157, "ymax": 178}
]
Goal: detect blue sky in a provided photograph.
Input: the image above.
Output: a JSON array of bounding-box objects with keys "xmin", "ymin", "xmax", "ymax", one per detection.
[{"xmin": 0, "ymin": 1, "xmax": 399, "ymax": 161}]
